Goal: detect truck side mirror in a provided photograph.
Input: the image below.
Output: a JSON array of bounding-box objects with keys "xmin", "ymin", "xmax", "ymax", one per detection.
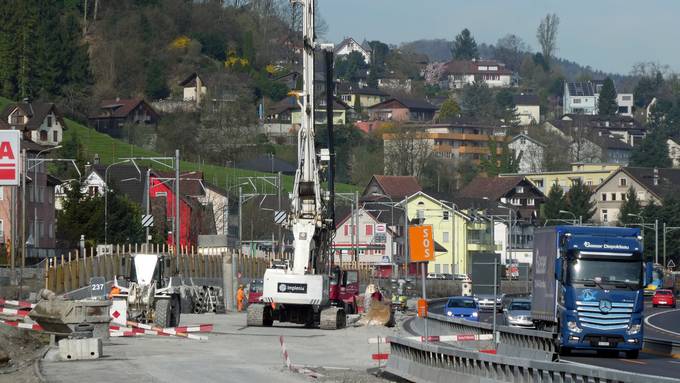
[{"xmin": 555, "ymin": 259, "xmax": 563, "ymax": 281}]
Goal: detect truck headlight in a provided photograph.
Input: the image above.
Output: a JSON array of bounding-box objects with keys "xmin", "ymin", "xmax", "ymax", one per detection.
[
  {"xmin": 627, "ymin": 324, "xmax": 641, "ymax": 335},
  {"xmin": 447, "ymin": 311, "xmax": 453, "ymax": 316},
  {"xmin": 507, "ymin": 315, "xmax": 515, "ymax": 321},
  {"xmin": 472, "ymin": 312, "xmax": 478, "ymax": 317},
  {"xmin": 567, "ymin": 321, "xmax": 582, "ymax": 333}
]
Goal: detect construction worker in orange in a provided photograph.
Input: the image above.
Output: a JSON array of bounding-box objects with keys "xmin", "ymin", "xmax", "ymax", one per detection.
[
  {"xmin": 108, "ymin": 286, "xmax": 121, "ymax": 300},
  {"xmin": 237, "ymin": 285, "xmax": 245, "ymax": 312}
]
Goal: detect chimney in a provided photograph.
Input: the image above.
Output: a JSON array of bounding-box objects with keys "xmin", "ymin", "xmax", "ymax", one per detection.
[
  {"xmin": 93, "ymin": 153, "xmax": 100, "ymax": 165},
  {"xmin": 84, "ymin": 161, "xmax": 92, "ymax": 174},
  {"xmin": 653, "ymin": 167, "xmax": 659, "ymax": 186}
]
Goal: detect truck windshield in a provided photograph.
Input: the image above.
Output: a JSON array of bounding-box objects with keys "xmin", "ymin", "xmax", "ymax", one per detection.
[{"xmin": 568, "ymin": 259, "xmax": 642, "ymax": 289}]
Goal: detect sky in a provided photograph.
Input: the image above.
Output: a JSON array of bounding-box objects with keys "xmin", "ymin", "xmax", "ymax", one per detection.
[{"xmin": 319, "ymin": 0, "xmax": 679, "ymax": 75}]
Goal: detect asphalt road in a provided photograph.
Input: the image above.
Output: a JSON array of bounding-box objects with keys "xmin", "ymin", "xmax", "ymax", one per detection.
[{"xmin": 426, "ymin": 297, "xmax": 680, "ymax": 380}]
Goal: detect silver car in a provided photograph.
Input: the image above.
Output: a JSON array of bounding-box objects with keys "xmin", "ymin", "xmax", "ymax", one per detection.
[
  {"xmin": 474, "ymin": 294, "xmax": 503, "ymax": 312},
  {"xmin": 503, "ymin": 299, "xmax": 533, "ymax": 328}
]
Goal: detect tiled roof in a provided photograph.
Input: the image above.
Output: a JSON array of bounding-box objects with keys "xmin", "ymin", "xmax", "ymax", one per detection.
[
  {"xmin": 456, "ymin": 176, "xmax": 524, "ymax": 201},
  {"xmin": 513, "ymin": 94, "xmax": 540, "ymax": 105},
  {"xmin": 94, "ymin": 99, "xmax": 157, "ymax": 119},
  {"xmin": 613, "ymin": 167, "xmax": 680, "ymax": 200},
  {"xmin": 444, "ymin": 60, "xmax": 513, "ymax": 76},
  {"xmin": 363, "ymin": 175, "xmax": 422, "ymax": 200},
  {"xmin": 91, "ymin": 164, "xmax": 148, "ymax": 205},
  {"xmin": 368, "ymin": 97, "xmax": 437, "ymax": 111}
]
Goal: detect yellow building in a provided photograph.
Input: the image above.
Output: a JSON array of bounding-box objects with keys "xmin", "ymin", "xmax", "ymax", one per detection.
[
  {"xmin": 338, "ymin": 87, "xmax": 389, "ymax": 109},
  {"xmin": 500, "ymin": 163, "xmax": 621, "ymax": 194},
  {"xmin": 405, "ymin": 192, "xmax": 470, "ymax": 274}
]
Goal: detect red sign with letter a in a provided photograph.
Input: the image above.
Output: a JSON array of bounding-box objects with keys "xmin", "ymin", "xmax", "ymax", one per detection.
[{"xmin": 0, "ymin": 131, "xmax": 20, "ymax": 186}]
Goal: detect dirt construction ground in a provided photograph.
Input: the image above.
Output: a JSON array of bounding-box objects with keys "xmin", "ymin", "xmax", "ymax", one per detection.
[{"xmin": 36, "ymin": 312, "xmax": 411, "ymax": 383}]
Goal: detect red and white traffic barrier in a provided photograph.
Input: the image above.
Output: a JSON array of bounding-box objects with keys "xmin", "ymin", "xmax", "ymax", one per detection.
[
  {"xmin": 0, "ymin": 319, "xmax": 43, "ymax": 331},
  {"xmin": 174, "ymin": 324, "xmax": 213, "ymax": 333},
  {"xmin": 109, "ymin": 325, "xmax": 171, "ymax": 337},
  {"xmin": 124, "ymin": 320, "xmax": 208, "ymax": 340},
  {"xmin": 110, "ymin": 331, "xmax": 145, "ymax": 338},
  {"xmin": 0, "ymin": 298, "xmax": 35, "ymax": 309},
  {"xmin": 280, "ymin": 335, "xmax": 292, "ymax": 370},
  {"xmin": 0, "ymin": 307, "xmax": 30, "ymax": 317},
  {"xmin": 368, "ymin": 333, "xmax": 493, "ymax": 344}
]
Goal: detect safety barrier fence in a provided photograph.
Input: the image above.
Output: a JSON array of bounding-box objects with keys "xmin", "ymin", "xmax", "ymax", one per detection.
[{"xmin": 386, "ymin": 336, "xmax": 678, "ymax": 383}]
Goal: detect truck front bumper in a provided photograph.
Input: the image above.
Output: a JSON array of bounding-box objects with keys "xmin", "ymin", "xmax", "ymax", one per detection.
[{"xmin": 564, "ymin": 332, "xmax": 642, "ymax": 350}]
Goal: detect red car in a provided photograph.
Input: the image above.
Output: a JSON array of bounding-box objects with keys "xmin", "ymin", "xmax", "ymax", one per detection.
[{"xmin": 652, "ymin": 289, "xmax": 676, "ymax": 308}]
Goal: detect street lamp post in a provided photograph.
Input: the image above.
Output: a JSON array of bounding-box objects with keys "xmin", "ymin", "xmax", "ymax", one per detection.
[
  {"xmin": 627, "ymin": 214, "xmax": 658, "ymax": 264},
  {"xmin": 559, "ymin": 210, "xmax": 580, "ymax": 225},
  {"xmin": 663, "ymin": 223, "xmax": 680, "ymax": 267}
]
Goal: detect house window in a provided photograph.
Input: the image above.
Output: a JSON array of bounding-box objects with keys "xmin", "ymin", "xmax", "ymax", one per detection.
[
  {"xmin": 40, "ymin": 131, "xmax": 47, "ymax": 141},
  {"xmin": 53, "ymin": 130, "xmax": 58, "ymax": 142},
  {"xmin": 527, "ymin": 198, "xmax": 535, "ymax": 206},
  {"xmin": 601, "ymin": 193, "xmax": 607, "ymax": 201},
  {"xmin": 365, "ymin": 224, "xmax": 373, "ymax": 236},
  {"xmin": 516, "ymin": 186, "xmax": 524, "ymax": 193},
  {"xmin": 344, "ymin": 225, "xmax": 349, "ymax": 236},
  {"xmin": 611, "ymin": 193, "xmax": 617, "ymax": 201},
  {"xmin": 601, "ymin": 209, "xmax": 608, "ymax": 223},
  {"xmin": 443, "ymin": 232, "xmax": 450, "ymax": 243},
  {"xmin": 619, "ymin": 178, "xmax": 627, "ymax": 187},
  {"xmin": 0, "ymin": 219, "xmax": 3, "ymax": 237},
  {"xmin": 637, "ymin": 191, "xmax": 645, "ymax": 201},
  {"xmin": 443, "ymin": 211, "xmax": 450, "ymax": 221},
  {"xmin": 47, "ymin": 116, "xmax": 53, "ymax": 127},
  {"xmin": 155, "ymin": 192, "xmax": 167, "ymax": 197},
  {"xmin": 622, "ymin": 95, "xmax": 632, "ymax": 101},
  {"xmin": 533, "ymin": 179, "xmax": 544, "ymax": 188},
  {"xmin": 88, "ymin": 186, "xmax": 99, "ymax": 196},
  {"xmin": 621, "ymin": 193, "xmax": 626, "ymax": 201},
  {"xmin": 573, "ymin": 98, "xmax": 582, "ymax": 104}
]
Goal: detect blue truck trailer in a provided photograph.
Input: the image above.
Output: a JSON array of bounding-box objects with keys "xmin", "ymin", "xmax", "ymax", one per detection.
[{"xmin": 532, "ymin": 226, "xmax": 645, "ymax": 358}]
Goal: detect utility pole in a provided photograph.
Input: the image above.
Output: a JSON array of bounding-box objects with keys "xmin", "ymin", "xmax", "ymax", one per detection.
[
  {"xmin": 144, "ymin": 168, "xmax": 150, "ymax": 251},
  {"xmin": 175, "ymin": 150, "xmax": 180, "ymax": 255},
  {"xmin": 655, "ymin": 219, "xmax": 659, "ymax": 265},
  {"xmin": 20, "ymin": 150, "xmax": 26, "ymax": 284}
]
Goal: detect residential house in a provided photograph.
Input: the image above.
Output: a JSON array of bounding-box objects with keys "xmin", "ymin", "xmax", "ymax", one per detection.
[
  {"xmin": 668, "ymin": 137, "xmax": 680, "ymax": 168},
  {"xmin": 405, "ymin": 192, "xmax": 474, "ymax": 274},
  {"xmin": 338, "ymin": 87, "xmax": 389, "ymax": 109},
  {"xmin": 332, "ymin": 207, "xmax": 398, "ymax": 268},
  {"xmin": 0, "ymin": 101, "xmax": 65, "ymax": 146},
  {"xmin": 544, "ymin": 117, "xmax": 637, "ymax": 164},
  {"xmin": 551, "ymin": 114, "xmax": 646, "ymax": 147},
  {"xmin": 261, "ymin": 96, "xmax": 349, "ymax": 141},
  {"xmin": 367, "ymin": 97, "xmax": 437, "ymax": 122},
  {"xmin": 377, "ymin": 78, "xmax": 413, "ymax": 94},
  {"xmin": 178, "ymin": 72, "xmax": 208, "ymax": 104},
  {"xmin": 508, "ymin": 134, "xmax": 545, "ymax": 173},
  {"xmin": 201, "ymin": 182, "xmax": 230, "ymax": 237},
  {"xmin": 501, "ymin": 163, "xmax": 621, "ymax": 194},
  {"xmin": 457, "ymin": 176, "xmax": 546, "ymax": 264},
  {"xmin": 592, "ymin": 167, "xmax": 680, "ymax": 225},
  {"xmin": 361, "ymin": 175, "xmax": 422, "ymax": 201},
  {"xmin": 0, "ymin": 141, "xmax": 61, "ymax": 259},
  {"xmin": 335, "ymin": 37, "xmax": 371, "ymax": 63},
  {"xmin": 513, "ymin": 94, "xmax": 541, "ymax": 126},
  {"xmin": 383, "ymin": 119, "xmax": 506, "ymax": 167},
  {"xmin": 563, "ymin": 81, "xmax": 634, "ymax": 116},
  {"xmin": 442, "ymin": 59, "xmax": 513, "ymax": 89},
  {"xmin": 89, "ymin": 98, "xmax": 159, "ymax": 138}
]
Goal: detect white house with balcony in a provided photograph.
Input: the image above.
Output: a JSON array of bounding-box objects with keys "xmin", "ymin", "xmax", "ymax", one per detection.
[
  {"xmin": 335, "ymin": 37, "xmax": 371, "ymax": 64},
  {"xmin": 442, "ymin": 59, "xmax": 513, "ymax": 89},
  {"xmin": 0, "ymin": 101, "xmax": 65, "ymax": 146},
  {"xmin": 563, "ymin": 81, "xmax": 634, "ymax": 116}
]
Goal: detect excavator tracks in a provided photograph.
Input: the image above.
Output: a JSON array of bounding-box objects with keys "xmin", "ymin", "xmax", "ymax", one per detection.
[{"xmin": 319, "ymin": 307, "xmax": 346, "ymax": 330}]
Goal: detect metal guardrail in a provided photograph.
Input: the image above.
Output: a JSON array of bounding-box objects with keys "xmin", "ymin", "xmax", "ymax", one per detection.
[
  {"xmin": 386, "ymin": 336, "xmax": 680, "ymax": 383},
  {"xmin": 644, "ymin": 336, "xmax": 680, "ymax": 358}
]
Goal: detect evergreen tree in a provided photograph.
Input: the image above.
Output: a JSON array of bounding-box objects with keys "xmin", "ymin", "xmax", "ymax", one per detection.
[
  {"xmin": 145, "ymin": 59, "xmax": 170, "ymax": 100},
  {"xmin": 617, "ymin": 187, "xmax": 642, "ymax": 226},
  {"xmin": 630, "ymin": 130, "xmax": 671, "ymax": 168},
  {"xmin": 564, "ymin": 179, "xmax": 596, "ymax": 223},
  {"xmin": 543, "ymin": 183, "xmax": 567, "ymax": 222},
  {"xmin": 495, "ymin": 89, "xmax": 519, "ymax": 126},
  {"xmin": 597, "ymin": 77, "xmax": 618, "ymax": 116},
  {"xmin": 452, "ymin": 28, "xmax": 478, "ymax": 60},
  {"xmin": 461, "ymin": 81, "xmax": 494, "ymax": 118},
  {"xmin": 353, "ymin": 95, "xmax": 362, "ymax": 115}
]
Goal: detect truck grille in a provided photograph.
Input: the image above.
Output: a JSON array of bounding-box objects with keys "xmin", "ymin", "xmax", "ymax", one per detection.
[{"xmin": 575, "ymin": 301, "xmax": 633, "ymax": 330}]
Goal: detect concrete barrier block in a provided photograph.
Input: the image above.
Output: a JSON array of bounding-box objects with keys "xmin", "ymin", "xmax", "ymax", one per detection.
[{"xmin": 58, "ymin": 338, "xmax": 103, "ymax": 361}]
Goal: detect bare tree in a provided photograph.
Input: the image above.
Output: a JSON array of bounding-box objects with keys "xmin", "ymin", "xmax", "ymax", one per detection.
[
  {"xmin": 536, "ymin": 13, "xmax": 560, "ymax": 63},
  {"xmin": 383, "ymin": 124, "xmax": 432, "ymax": 178}
]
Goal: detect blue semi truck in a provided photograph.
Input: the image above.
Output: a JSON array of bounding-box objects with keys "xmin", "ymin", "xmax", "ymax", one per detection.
[{"xmin": 532, "ymin": 226, "xmax": 646, "ymax": 358}]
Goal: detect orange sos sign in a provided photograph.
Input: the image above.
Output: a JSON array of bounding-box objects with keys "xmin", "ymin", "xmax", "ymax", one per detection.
[{"xmin": 409, "ymin": 225, "xmax": 434, "ymax": 262}]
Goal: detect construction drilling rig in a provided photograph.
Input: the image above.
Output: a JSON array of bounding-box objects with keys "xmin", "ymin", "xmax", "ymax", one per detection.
[{"xmin": 246, "ymin": 0, "xmax": 346, "ymax": 330}]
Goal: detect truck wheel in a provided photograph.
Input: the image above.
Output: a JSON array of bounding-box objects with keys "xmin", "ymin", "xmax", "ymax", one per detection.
[
  {"xmin": 154, "ymin": 299, "xmax": 172, "ymax": 328},
  {"xmin": 170, "ymin": 295, "xmax": 181, "ymax": 327},
  {"xmin": 247, "ymin": 304, "xmax": 273, "ymax": 327},
  {"xmin": 625, "ymin": 350, "xmax": 640, "ymax": 359}
]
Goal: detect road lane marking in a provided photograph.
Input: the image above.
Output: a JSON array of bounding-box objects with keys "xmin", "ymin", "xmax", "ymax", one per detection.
[
  {"xmin": 669, "ymin": 360, "xmax": 680, "ymax": 365},
  {"xmin": 619, "ymin": 358, "xmax": 646, "ymax": 365},
  {"xmin": 644, "ymin": 309, "xmax": 680, "ymax": 337}
]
